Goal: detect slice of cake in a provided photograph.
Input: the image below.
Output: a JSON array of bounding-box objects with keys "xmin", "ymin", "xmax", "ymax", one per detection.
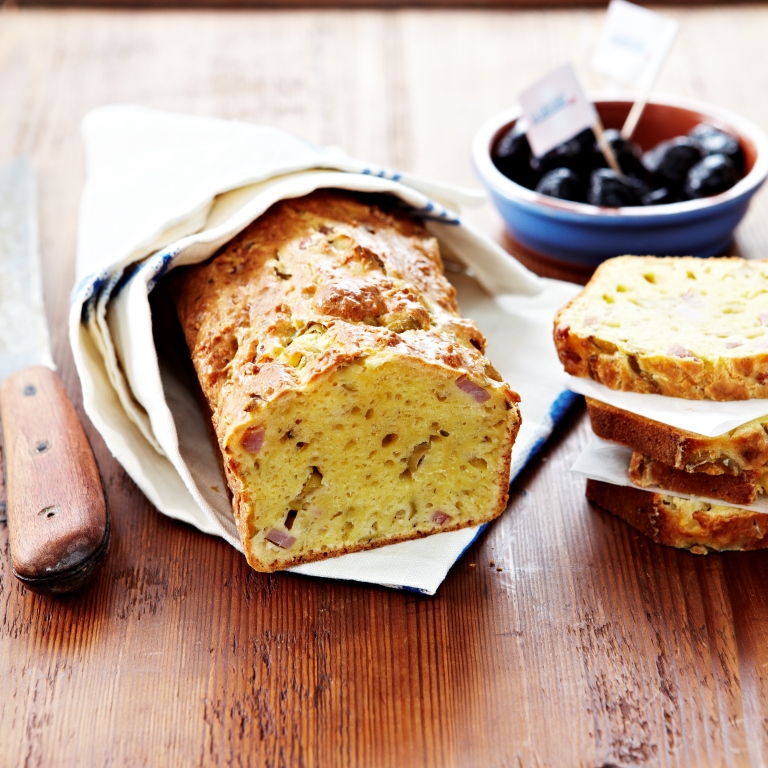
[
  {"xmin": 586, "ymin": 479, "xmax": 768, "ymax": 553},
  {"xmin": 627, "ymin": 451, "xmax": 766, "ymax": 506},
  {"xmin": 586, "ymin": 397, "xmax": 768, "ymax": 475},
  {"xmin": 554, "ymin": 256, "xmax": 768, "ymax": 400},
  {"xmin": 172, "ymin": 190, "xmax": 521, "ymax": 572}
]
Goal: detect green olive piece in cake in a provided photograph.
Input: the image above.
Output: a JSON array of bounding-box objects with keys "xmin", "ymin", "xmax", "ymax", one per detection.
[
  {"xmin": 554, "ymin": 256, "xmax": 768, "ymax": 400},
  {"xmin": 172, "ymin": 190, "xmax": 521, "ymax": 572}
]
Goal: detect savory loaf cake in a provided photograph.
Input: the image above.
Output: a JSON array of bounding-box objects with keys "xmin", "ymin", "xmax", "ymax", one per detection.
[
  {"xmin": 586, "ymin": 397, "xmax": 768, "ymax": 475},
  {"xmin": 628, "ymin": 451, "xmax": 767, "ymax": 506},
  {"xmin": 172, "ymin": 190, "xmax": 521, "ymax": 572},
  {"xmin": 554, "ymin": 256, "xmax": 768, "ymax": 400},
  {"xmin": 586, "ymin": 479, "xmax": 768, "ymax": 553}
]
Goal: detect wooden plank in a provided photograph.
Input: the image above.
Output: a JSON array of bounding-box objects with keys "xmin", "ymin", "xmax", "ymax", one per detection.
[
  {"xmin": 12, "ymin": 0, "xmax": 755, "ymax": 7},
  {"xmin": 1, "ymin": 6, "xmax": 768, "ymax": 767}
]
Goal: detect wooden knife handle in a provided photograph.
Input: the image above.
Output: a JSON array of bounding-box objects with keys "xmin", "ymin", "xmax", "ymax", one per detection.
[{"xmin": 0, "ymin": 365, "xmax": 110, "ymax": 595}]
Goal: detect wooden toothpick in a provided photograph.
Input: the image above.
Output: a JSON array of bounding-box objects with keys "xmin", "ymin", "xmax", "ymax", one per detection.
[
  {"xmin": 621, "ymin": 91, "xmax": 650, "ymax": 140},
  {"xmin": 592, "ymin": 118, "xmax": 624, "ymax": 177}
]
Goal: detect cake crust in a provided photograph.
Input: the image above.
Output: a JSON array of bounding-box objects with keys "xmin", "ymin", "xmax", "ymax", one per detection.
[
  {"xmin": 173, "ymin": 190, "xmax": 521, "ymax": 571},
  {"xmin": 554, "ymin": 256, "xmax": 768, "ymax": 401}
]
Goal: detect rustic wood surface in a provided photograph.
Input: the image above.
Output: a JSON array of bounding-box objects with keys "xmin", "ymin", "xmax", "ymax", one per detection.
[
  {"xmin": 10, "ymin": 0, "xmax": 755, "ymax": 9},
  {"xmin": 2, "ymin": 5, "xmax": 768, "ymax": 767}
]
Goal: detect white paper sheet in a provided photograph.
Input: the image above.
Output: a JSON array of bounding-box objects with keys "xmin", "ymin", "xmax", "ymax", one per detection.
[
  {"xmin": 565, "ymin": 375, "xmax": 768, "ymax": 437},
  {"xmin": 571, "ymin": 434, "xmax": 768, "ymax": 513}
]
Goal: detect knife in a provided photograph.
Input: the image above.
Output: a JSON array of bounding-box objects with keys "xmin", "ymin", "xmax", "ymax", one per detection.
[{"xmin": 0, "ymin": 158, "xmax": 110, "ymax": 595}]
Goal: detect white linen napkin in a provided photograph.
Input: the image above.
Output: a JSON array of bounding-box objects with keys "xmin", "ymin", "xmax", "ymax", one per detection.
[{"xmin": 69, "ymin": 105, "xmax": 581, "ymax": 594}]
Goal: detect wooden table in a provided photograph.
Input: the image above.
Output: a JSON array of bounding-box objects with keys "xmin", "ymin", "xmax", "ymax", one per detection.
[{"xmin": 2, "ymin": 5, "xmax": 768, "ymax": 766}]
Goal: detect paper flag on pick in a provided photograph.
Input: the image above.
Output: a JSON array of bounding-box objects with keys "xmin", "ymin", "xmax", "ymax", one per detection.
[
  {"xmin": 591, "ymin": 0, "xmax": 678, "ymax": 92},
  {"xmin": 518, "ymin": 63, "xmax": 598, "ymax": 158}
]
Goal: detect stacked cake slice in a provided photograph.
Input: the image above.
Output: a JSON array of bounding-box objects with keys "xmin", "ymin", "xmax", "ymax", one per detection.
[{"xmin": 554, "ymin": 255, "xmax": 768, "ymax": 553}]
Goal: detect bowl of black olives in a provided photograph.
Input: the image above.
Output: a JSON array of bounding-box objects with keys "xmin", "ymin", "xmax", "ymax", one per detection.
[{"xmin": 471, "ymin": 94, "xmax": 768, "ymax": 267}]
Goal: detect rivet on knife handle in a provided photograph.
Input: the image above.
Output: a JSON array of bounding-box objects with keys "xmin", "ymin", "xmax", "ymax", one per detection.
[{"xmin": 0, "ymin": 365, "xmax": 110, "ymax": 594}]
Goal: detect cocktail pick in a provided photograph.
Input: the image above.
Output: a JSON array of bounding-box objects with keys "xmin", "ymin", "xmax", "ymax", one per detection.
[
  {"xmin": 519, "ymin": 61, "xmax": 623, "ymax": 176},
  {"xmin": 591, "ymin": 0, "xmax": 679, "ymax": 140}
]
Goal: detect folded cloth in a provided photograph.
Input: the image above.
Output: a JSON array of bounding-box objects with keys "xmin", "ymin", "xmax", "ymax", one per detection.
[{"xmin": 69, "ymin": 105, "xmax": 580, "ymax": 594}]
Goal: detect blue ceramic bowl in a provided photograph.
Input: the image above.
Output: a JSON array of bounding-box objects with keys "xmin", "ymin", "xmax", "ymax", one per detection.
[{"xmin": 471, "ymin": 94, "xmax": 768, "ymax": 267}]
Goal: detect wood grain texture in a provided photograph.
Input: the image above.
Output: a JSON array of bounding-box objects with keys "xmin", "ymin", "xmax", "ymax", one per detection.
[
  {"xmin": 1, "ymin": 5, "xmax": 768, "ymax": 766},
  {"xmin": 11, "ymin": 0, "xmax": 755, "ymax": 7}
]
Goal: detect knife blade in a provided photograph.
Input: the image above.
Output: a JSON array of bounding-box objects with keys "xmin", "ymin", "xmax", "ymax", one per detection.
[{"xmin": 0, "ymin": 158, "xmax": 110, "ymax": 595}]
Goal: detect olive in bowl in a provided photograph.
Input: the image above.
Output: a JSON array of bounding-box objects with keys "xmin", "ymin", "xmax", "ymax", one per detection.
[{"xmin": 471, "ymin": 94, "xmax": 768, "ymax": 266}]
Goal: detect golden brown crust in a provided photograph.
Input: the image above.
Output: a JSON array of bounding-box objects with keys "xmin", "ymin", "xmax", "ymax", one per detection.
[
  {"xmin": 554, "ymin": 256, "xmax": 768, "ymax": 401},
  {"xmin": 628, "ymin": 451, "xmax": 759, "ymax": 506},
  {"xmin": 586, "ymin": 479, "xmax": 768, "ymax": 552},
  {"xmin": 173, "ymin": 191, "xmax": 482, "ymax": 407},
  {"xmin": 586, "ymin": 397, "xmax": 768, "ymax": 474},
  {"xmin": 172, "ymin": 190, "xmax": 520, "ymax": 571}
]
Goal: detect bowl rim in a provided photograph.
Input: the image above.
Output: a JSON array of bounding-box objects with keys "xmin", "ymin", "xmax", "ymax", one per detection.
[{"xmin": 471, "ymin": 91, "xmax": 768, "ymax": 218}]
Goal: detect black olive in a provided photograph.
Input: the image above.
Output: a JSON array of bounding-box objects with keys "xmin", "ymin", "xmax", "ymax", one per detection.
[
  {"xmin": 684, "ymin": 154, "xmax": 741, "ymax": 198},
  {"xmin": 531, "ymin": 128, "xmax": 601, "ymax": 178},
  {"xmin": 492, "ymin": 122, "xmax": 539, "ymax": 189},
  {"xmin": 594, "ymin": 128, "xmax": 650, "ymax": 182},
  {"xmin": 531, "ymin": 137, "xmax": 581, "ymax": 173},
  {"xmin": 534, "ymin": 168, "xmax": 587, "ymax": 203},
  {"xmin": 588, "ymin": 168, "xmax": 650, "ymax": 207},
  {"xmin": 689, "ymin": 123, "xmax": 745, "ymax": 174},
  {"xmin": 641, "ymin": 186, "xmax": 683, "ymax": 206},
  {"xmin": 642, "ymin": 137, "xmax": 704, "ymax": 190},
  {"xmin": 573, "ymin": 127, "xmax": 599, "ymax": 151}
]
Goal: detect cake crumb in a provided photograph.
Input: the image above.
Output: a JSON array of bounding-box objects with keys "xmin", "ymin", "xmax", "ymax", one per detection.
[
  {"xmin": 496, "ymin": 567, "xmax": 503, "ymax": 572},
  {"xmin": 469, "ymin": 563, "xmax": 476, "ymax": 568},
  {"xmin": 489, "ymin": 559, "xmax": 495, "ymax": 567}
]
